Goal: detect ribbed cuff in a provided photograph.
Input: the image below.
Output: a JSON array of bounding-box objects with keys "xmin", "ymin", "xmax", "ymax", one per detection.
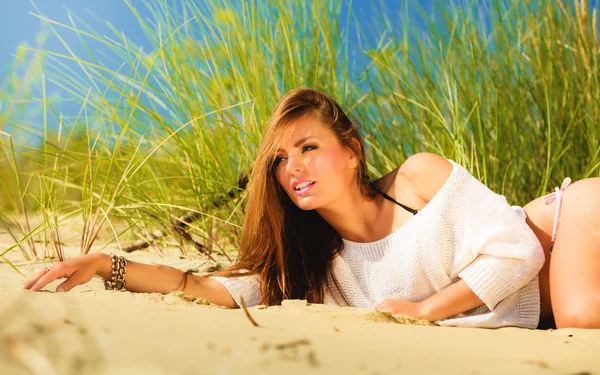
[
  {"xmin": 458, "ymin": 255, "xmax": 529, "ymax": 311},
  {"xmin": 515, "ymin": 276, "xmax": 541, "ymax": 329},
  {"xmin": 208, "ymin": 275, "xmax": 262, "ymax": 308}
]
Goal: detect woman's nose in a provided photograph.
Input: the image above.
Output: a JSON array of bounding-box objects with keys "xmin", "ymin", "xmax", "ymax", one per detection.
[{"xmin": 285, "ymin": 155, "xmax": 305, "ymax": 174}]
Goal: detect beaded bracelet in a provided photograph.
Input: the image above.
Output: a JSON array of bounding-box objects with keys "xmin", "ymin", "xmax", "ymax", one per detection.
[
  {"xmin": 104, "ymin": 253, "xmax": 127, "ymax": 290},
  {"xmin": 179, "ymin": 270, "xmax": 193, "ymax": 292}
]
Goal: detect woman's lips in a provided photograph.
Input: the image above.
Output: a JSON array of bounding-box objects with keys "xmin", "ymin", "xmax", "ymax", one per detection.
[{"xmin": 294, "ymin": 182, "xmax": 315, "ymax": 195}]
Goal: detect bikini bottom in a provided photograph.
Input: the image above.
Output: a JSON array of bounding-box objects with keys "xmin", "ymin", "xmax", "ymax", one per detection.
[{"xmin": 542, "ymin": 177, "xmax": 572, "ymax": 254}]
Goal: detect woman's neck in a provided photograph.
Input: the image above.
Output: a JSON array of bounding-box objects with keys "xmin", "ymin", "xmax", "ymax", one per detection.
[{"xmin": 316, "ymin": 186, "xmax": 387, "ymax": 243}]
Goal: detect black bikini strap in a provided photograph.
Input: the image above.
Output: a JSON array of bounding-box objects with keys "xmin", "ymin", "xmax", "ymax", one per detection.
[{"xmin": 377, "ymin": 190, "xmax": 419, "ymax": 215}]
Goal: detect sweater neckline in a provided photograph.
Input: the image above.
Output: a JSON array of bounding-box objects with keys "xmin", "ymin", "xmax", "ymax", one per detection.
[{"xmin": 341, "ymin": 159, "xmax": 459, "ymax": 247}]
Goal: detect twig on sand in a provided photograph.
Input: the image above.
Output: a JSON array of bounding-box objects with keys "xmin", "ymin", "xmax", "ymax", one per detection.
[
  {"xmin": 274, "ymin": 339, "xmax": 311, "ymax": 350},
  {"xmin": 240, "ymin": 296, "xmax": 261, "ymax": 327},
  {"xmin": 171, "ymin": 218, "xmax": 218, "ymax": 262},
  {"xmin": 122, "ymin": 171, "xmax": 249, "ymax": 261},
  {"xmin": 123, "ymin": 229, "xmax": 164, "ymax": 252}
]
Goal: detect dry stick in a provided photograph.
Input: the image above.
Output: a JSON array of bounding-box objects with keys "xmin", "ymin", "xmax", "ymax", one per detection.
[
  {"xmin": 274, "ymin": 339, "xmax": 311, "ymax": 350},
  {"xmin": 123, "ymin": 230, "xmax": 163, "ymax": 253},
  {"xmin": 204, "ymin": 217, "xmax": 230, "ymax": 261},
  {"xmin": 240, "ymin": 296, "xmax": 260, "ymax": 327},
  {"xmin": 142, "ymin": 228, "xmax": 165, "ymax": 256},
  {"xmin": 171, "ymin": 217, "xmax": 218, "ymax": 263},
  {"xmin": 122, "ymin": 212, "xmax": 166, "ymax": 252},
  {"xmin": 170, "ymin": 214, "xmax": 231, "ymax": 261},
  {"xmin": 122, "ymin": 171, "xmax": 249, "ymax": 260},
  {"xmin": 123, "ymin": 239, "xmax": 151, "ymax": 252}
]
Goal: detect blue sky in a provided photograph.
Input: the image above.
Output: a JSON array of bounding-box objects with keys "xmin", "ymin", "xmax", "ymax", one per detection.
[
  {"xmin": 0, "ymin": 0, "xmax": 439, "ymax": 138},
  {"xmin": 0, "ymin": 0, "xmax": 153, "ymax": 77},
  {"xmin": 0, "ymin": 0, "xmax": 438, "ymax": 79},
  {"xmin": 2, "ymin": 0, "xmax": 599, "ymax": 94}
]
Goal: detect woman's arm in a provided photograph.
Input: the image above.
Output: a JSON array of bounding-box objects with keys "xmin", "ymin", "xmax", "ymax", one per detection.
[
  {"xmin": 393, "ymin": 153, "xmax": 544, "ymax": 320},
  {"xmin": 95, "ymin": 253, "xmax": 237, "ymax": 308},
  {"xmin": 376, "ymin": 279, "xmax": 485, "ymax": 321},
  {"xmin": 24, "ymin": 253, "xmax": 238, "ymax": 309},
  {"xmin": 419, "ymin": 278, "xmax": 485, "ymax": 321}
]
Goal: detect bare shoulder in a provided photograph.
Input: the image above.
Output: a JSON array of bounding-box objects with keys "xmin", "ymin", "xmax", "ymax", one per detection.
[{"xmin": 398, "ymin": 153, "xmax": 453, "ymax": 203}]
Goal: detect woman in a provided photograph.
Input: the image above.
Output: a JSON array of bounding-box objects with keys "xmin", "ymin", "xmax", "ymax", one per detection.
[{"xmin": 22, "ymin": 88, "xmax": 600, "ymax": 329}]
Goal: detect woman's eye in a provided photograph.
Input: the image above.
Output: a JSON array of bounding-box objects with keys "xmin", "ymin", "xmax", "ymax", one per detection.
[{"xmin": 274, "ymin": 145, "xmax": 316, "ymax": 166}]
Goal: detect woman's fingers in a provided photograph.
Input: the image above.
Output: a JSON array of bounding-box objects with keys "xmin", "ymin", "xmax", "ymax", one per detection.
[
  {"xmin": 22, "ymin": 268, "xmax": 51, "ymax": 290},
  {"xmin": 29, "ymin": 263, "xmax": 72, "ymax": 292},
  {"xmin": 55, "ymin": 270, "xmax": 83, "ymax": 292},
  {"xmin": 22, "ymin": 255, "xmax": 98, "ymax": 293}
]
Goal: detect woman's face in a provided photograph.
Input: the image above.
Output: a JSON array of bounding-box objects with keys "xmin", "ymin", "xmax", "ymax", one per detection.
[{"xmin": 273, "ymin": 115, "xmax": 358, "ymax": 210}]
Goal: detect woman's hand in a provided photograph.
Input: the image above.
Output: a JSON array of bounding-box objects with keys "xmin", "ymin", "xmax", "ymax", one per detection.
[
  {"xmin": 375, "ymin": 299, "xmax": 429, "ymax": 320},
  {"xmin": 22, "ymin": 253, "xmax": 110, "ymax": 293}
]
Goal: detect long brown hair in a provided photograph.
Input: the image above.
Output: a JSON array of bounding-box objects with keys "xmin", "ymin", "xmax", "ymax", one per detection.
[{"xmin": 205, "ymin": 87, "xmax": 381, "ymax": 306}]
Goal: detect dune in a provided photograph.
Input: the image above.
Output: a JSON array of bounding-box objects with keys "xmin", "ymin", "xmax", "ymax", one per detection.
[{"xmin": 1, "ymin": 245, "xmax": 599, "ymax": 375}]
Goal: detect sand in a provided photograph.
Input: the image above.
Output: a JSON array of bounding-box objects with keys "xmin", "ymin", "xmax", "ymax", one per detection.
[{"xmin": 1, "ymin": 243, "xmax": 600, "ymax": 375}]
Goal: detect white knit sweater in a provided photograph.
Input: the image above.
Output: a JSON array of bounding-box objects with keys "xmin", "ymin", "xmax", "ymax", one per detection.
[{"xmin": 210, "ymin": 160, "xmax": 545, "ymax": 329}]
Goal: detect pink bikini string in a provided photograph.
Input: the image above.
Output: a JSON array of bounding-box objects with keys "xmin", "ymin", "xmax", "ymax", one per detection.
[{"xmin": 542, "ymin": 177, "xmax": 572, "ymax": 254}]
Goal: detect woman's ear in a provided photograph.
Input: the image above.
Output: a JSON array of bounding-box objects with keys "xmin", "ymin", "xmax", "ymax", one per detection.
[{"xmin": 348, "ymin": 138, "xmax": 361, "ymax": 169}]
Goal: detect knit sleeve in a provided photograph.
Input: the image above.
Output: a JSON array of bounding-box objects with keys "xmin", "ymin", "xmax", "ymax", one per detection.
[
  {"xmin": 208, "ymin": 271, "xmax": 262, "ymax": 308},
  {"xmin": 449, "ymin": 163, "xmax": 545, "ymax": 311}
]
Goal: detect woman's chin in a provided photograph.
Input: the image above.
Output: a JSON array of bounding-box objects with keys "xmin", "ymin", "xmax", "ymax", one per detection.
[{"xmin": 293, "ymin": 197, "xmax": 320, "ymax": 210}]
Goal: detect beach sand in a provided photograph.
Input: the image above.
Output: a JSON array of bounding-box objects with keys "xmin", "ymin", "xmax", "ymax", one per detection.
[{"xmin": 1, "ymin": 241, "xmax": 599, "ymax": 375}]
